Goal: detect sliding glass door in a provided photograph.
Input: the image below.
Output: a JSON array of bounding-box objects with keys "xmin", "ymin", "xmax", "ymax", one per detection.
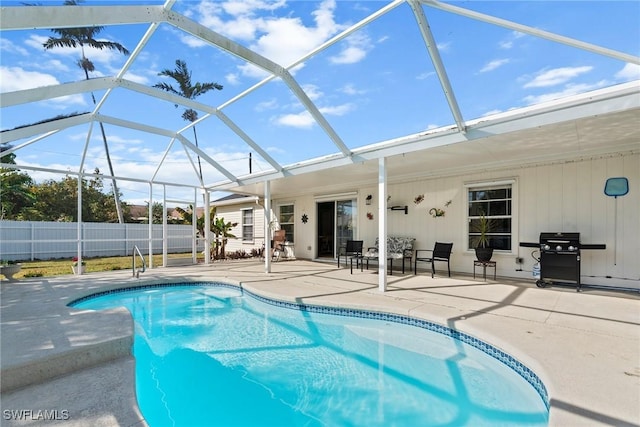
[
  {"xmin": 316, "ymin": 198, "xmax": 357, "ymax": 259},
  {"xmin": 336, "ymin": 200, "xmax": 356, "ymax": 255}
]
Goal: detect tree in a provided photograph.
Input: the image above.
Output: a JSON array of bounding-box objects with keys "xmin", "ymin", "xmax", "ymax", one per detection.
[
  {"xmin": 174, "ymin": 205, "xmax": 196, "ymax": 228},
  {"xmin": 21, "ymin": 169, "xmax": 129, "ymax": 222},
  {"xmin": 174, "ymin": 205, "xmax": 217, "ymax": 238},
  {"xmin": 43, "ymin": 0, "xmax": 130, "ymax": 224},
  {"xmin": 174, "ymin": 205, "xmax": 237, "ymax": 259},
  {"xmin": 0, "ymin": 146, "xmax": 35, "ymax": 220},
  {"xmin": 153, "ymin": 60, "xmax": 223, "ymax": 181},
  {"xmin": 140, "ymin": 202, "xmax": 164, "ymax": 224},
  {"xmin": 211, "ymin": 217, "xmax": 238, "ymax": 260}
]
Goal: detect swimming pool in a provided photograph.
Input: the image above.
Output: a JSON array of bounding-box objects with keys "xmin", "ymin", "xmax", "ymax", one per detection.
[{"xmin": 71, "ymin": 282, "xmax": 549, "ymax": 426}]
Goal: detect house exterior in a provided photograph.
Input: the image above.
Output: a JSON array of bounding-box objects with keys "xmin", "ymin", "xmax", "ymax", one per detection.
[
  {"xmin": 217, "ymin": 150, "xmax": 639, "ymax": 291},
  {"xmin": 212, "ymin": 194, "xmax": 266, "ymax": 255}
]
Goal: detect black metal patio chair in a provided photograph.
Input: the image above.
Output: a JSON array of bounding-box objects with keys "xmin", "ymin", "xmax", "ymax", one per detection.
[
  {"xmin": 337, "ymin": 240, "xmax": 364, "ymax": 272},
  {"xmin": 414, "ymin": 242, "xmax": 453, "ymax": 278}
]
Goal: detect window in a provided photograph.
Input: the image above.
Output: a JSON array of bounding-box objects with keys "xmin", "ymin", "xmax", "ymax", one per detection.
[
  {"xmin": 242, "ymin": 208, "xmax": 253, "ymax": 242},
  {"xmin": 279, "ymin": 204, "xmax": 294, "ymax": 243},
  {"xmin": 468, "ymin": 184, "xmax": 512, "ymax": 251}
]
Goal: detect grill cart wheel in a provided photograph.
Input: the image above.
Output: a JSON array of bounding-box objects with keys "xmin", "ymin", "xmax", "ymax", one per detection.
[{"xmin": 536, "ymin": 280, "xmax": 546, "ymax": 288}]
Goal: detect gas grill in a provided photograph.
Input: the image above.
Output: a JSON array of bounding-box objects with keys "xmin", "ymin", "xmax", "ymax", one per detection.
[
  {"xmin": 539, "ymin": 232, "xmax": 582, "ymax": 289},
  {"xmin": 520, "ymin": 232, "xmax": 605, "ymax": 291}
]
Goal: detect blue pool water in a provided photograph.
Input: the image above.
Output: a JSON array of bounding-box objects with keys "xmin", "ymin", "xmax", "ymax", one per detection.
[{"xmin": 71, "ymin": 283, "xmax": 548, "ymax": 426}]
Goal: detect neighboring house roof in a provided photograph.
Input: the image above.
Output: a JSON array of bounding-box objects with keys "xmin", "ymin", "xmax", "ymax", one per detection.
[
  {"xmin": 213, "ymin": 194, "xmax": 251, "ymax": 203},
  {"xmin": 213, "ymin": 194, "xmax": 262, "ymax": 208}
]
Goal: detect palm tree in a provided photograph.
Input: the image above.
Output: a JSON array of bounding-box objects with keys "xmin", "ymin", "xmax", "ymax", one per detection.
[
  {"xmin": 153, "ymin": 60, "xmax": 223, "ymax": 181},
  {"xmin": 212, "ymin": 217, "xmax": 238, "ymax": 260},
  {"xmin": 43, "ymin": 0, "xmax": 130, "ymax": 224}
]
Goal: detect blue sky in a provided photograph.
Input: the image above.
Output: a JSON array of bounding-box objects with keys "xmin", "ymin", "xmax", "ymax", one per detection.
[{"xmin": 1, "ymin": 0, "xmax": 639, "ymax": 205}]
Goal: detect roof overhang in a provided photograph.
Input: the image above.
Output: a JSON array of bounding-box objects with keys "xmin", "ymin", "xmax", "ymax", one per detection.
[{"xmin": 216, "ymin": 81, "xmax": 640, "ymax": 198}]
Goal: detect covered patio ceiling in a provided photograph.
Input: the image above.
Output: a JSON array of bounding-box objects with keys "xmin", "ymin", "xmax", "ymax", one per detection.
[{"xmin": 1, "ymin": 0, "xmax": 639, "ymax": 201}]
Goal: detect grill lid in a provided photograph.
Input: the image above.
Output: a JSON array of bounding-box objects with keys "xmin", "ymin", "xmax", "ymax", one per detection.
[
  {"xmin": 540, "ymin": 232, "xmax": 580, "ymax": 252},
  {"xmin": 539, "ymin": 232, "xmax": 580, "ymax": 244}
]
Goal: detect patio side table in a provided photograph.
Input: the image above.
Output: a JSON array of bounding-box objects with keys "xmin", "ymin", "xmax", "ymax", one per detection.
[{"xmin": 473, "ymin": 260, "xmax": 496, "ymax": 280}]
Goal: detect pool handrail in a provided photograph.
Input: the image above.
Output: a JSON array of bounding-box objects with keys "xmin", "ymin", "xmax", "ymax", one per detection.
[{"xmin": 132, "ymin": 245, "xmax": 146, "ymax": 278}]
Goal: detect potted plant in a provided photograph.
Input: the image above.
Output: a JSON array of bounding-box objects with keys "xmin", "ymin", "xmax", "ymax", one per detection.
[
  {"xmin": 471, "ymin": 215, "xmax": 494, "ymax": 262},
  {"xmin": 72, "ymin": 257, "xmax": 86, "ymax": 274},
  {"xmin": 0, "ymin": 260, "xmax": 22, "ymax": 281}
]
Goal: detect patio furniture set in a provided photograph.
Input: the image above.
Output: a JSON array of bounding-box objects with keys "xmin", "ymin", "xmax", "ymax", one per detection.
[{"xmin": 338, "ymin": 237, "xmax": 457, "ymax": 278}]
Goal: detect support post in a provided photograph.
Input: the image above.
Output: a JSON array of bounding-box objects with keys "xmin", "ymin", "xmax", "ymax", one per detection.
[
  {"xmin": 148, "ymin": 183, "xmax": 153, "ymax": 269},
  {"xmin": 204, "ymin": 190, "xmax": 211, "ymax": 265},
  {"xmin": 76, "ymin": 172, "xmax": 83, "ymax": 275},
  {"xmin": 192, "ymin": 189, "xmax": 198, "ymax": 262},
  {"xmin": 378, "ymin": 157, "xmax": 388, "ymax": 292},
  {"xmin": 162, "ymin": 185, "xmax": 168, "ymax": 267},
  {"xmin": 264, "ymin": 181, "xmax": 272, "ymax": 273}
]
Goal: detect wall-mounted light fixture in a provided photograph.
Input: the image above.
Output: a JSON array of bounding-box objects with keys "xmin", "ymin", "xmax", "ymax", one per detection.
[{"xmin": 365, "ymin": 194, "xmax": 372, "ymax": 205}]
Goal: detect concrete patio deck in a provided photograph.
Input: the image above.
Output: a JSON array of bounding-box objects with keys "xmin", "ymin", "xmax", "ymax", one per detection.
[{"xmin": 1, "ymin": 259, "xmax": 639, "ymax": 426}]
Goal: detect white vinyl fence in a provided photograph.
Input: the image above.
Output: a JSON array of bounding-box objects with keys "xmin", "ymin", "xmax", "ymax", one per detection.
[{"xmin": 0, "ymin": 220, "xmax": 203, "ymax": 261}]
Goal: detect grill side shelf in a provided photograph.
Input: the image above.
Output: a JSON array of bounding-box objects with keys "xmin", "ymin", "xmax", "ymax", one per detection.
[
  {"xmin": 581, "ymin": 244, "xmax": 606, "ymax": 250},
  {"xmin": 519, "ymin": 242, "xmax": 539, "ymax": 248}
]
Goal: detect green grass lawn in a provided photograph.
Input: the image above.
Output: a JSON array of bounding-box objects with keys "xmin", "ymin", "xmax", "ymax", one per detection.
[{"xmin": 2, "ymin": 254, "xmax": 202, "ymax": 279}]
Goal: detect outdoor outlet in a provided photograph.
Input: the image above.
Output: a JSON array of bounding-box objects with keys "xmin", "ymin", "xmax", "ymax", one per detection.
[{"xmin": 307, "ymin": 246, "xmax": 312, "ymax": 251}]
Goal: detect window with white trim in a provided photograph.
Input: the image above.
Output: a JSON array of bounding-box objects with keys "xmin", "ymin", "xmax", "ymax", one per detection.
[
  {"xmin": 278, "ymin": 204, "xmax": 294, "ymax": 243},
  {"xmin": 241, "ymin": 208, "xmax": 253, "ymax": 242},
  {"xmin": 467, "ymin": 184, "xmax": 512, "ymax": 250}
]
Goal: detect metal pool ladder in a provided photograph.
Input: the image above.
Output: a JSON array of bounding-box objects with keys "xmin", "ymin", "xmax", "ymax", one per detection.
[{"xmin": 132, "ymin": 245, "xmax": 146, "ymax": 278}]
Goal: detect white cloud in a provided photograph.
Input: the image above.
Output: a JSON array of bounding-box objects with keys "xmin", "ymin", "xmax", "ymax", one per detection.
[
  {"xmin": 499, "ymin": 31, "xmax": 526, "ymax": 49},
  {"xmin": 179, "ymin": 32, "xmax": 209, "ymax": 48},
  {"xmin": 523, "ymin": 80, "xmax": 608, "ymax": 105},
  {"xmin": 302, "ymin": 84, "xmax": 323, "ymax": 101},
  {"xmin": 123, "ymin": 71, "xmax": 150, "ymax": 85},
  {"xmin": 319, "ymin": 103, "xmax": 354, "ymax": 116},
  {"xmin": 0, "ymin": 66, "xmax": 59, "ymax": 92},
  {"xmin": 0, "ymin": 38, "xmax": 29, "ymax": 56},
  {"xmin": 436, "ymin": 41, "xmax": 451, "ymax": 53},
  {"xmin": 274, "ymin": 111, "xmax": 314, "ymax": 128},
  {"xmin": 329, "ymin": 32, "xmax": 371, "ymax": 65},
  {"xmin": 273, "ymin": 102, "xmax": 354, "ymax": 128},
  {"xmin": 340, "ymin": 83, "xmax": 366, "ymax": 95},
  {"xmin": 482, "ymin": 109, "xmax": 503, "ymax": 117},
  {"xmin": 225, "ymin": 72, "xmax": 240, "ymax": 85},
  {"xmin": 479, "ymin": 58, "xmax": 510, "ymax": 73},
  {"xmin": 37, "ymin": 59, "xmax": 71, "ymax": 73},
  {"xmin": 416, "ymin": 71, "xmax": 435, "ymax": 80},
  {"xmin": 192, "ymin": 0, "xmax": 347, "ymax": 77},
  {"xmin": 615, "ymin": 63, "xmax": 640, "ymax": 81},
  {"xmin": 329, "ymin": 44, "xmax": 367, "ymax": 65},
  {"xmin": 255, "ymin": 98, "xmax": 278, "ymax": 112},
  {"xmin": 524, "ymin": 66, "xmax": 593, "ymax": 88},
  {"xmin": 24, "ymin": 34, "xmax": 48, "ymax": 51}
]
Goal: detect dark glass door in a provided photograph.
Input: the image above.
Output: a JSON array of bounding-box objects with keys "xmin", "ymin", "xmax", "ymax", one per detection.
[{"xmin": 317, "ymin": 202, "xmax": 335, "ymax": 258}]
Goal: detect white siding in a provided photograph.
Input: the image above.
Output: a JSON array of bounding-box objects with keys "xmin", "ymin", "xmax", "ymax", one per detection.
[
  {"xmin": 214, "ymin": 202, "xmax": 266, "ymax": 255},
  {"xmin": 185, "ymin": 152, "xmax": 639, "ymax": 290},
  {"xmin": 276, "ymin": 152, "xmax": 639, "ymax": 289}
]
